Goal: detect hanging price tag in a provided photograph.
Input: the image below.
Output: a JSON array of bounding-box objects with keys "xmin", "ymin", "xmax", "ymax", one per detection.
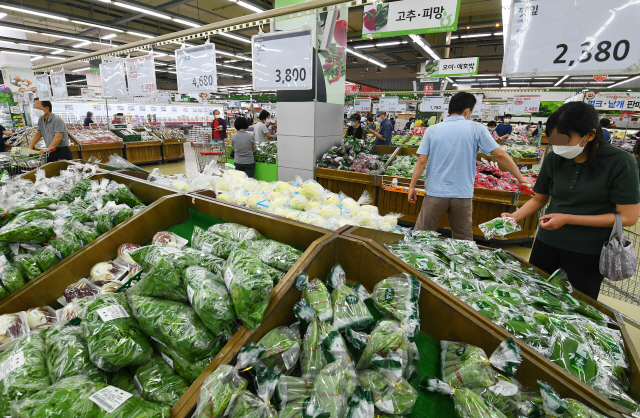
[
  {"xmin": 379, "ymin": 96, "xmax": 399, "ymax": 112},
  {"xmin": 126, "ymin": 55, "xmax": 157, "ymax": 96},
  {"xmin": 252, "ymin": 28, "xmax": 313, "ymax": 91},
  {"xmin": 100, "ymin": 61, "xmax": 127, "ymax": 98},
  {"xmin": 512, "ymin": 95, "xmax": 541, "ymax": 113},
  {"xmin": 502, "ymin": 0, "xmax": 640, "ymax": 76},
  {"xmin": 35, "ymin": 74, "xmax": 52, "ymax": 101},
  {"xmin": 175, "ymin": 44, "xmax": 218, "ymax": 94},
  {"xmin": 353, "ymin": 98, "xmax": 371, "ymax": 112},
  {"xmin": 50, "ymin": 69, "xmax": 68, "ymax": 100},
  {"xmin": 420, "ymin": 96, "xmax": 445, "ymax": 112}
]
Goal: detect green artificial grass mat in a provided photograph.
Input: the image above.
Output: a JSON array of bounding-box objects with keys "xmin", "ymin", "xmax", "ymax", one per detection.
[{"xmin": 165, "ymin": 208, "xmax": 226, "ymax": 245}]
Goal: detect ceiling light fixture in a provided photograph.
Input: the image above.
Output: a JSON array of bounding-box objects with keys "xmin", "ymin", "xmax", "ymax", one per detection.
[
  {"xmin": 220, "ymin": 64, "xmax": 252, "ymax": 72},
  {"xmin": 46, "ymin": 55, "xmax": 66, "ymax": 60},
  {"xmin": 71, "ymin": 67, "xmax": 90, "ymax": 72},
  {"xmin": 409, "ymin": 34, "xmax": 439, "ymax": 60},
  {"xmin": 530, "ymin": 82, "xmax": 553, "ymax": 84},
  {"xmin": 51, "ymin": 49, "xmax": 65, "ymax": 54},
  {"xmin": 0, "ymin": 26, "xmax": 37, "ymax": 34},
  {"xmin": 354, "ymin": 44, "xmax": 374, "ymax": 49},
  {"xmin": 218, "ymin": 32, "xmax": 251, "ymax": 44},
  {"xmin": 71, "ymin": 20, "xmax": 123, "ymax": 32},
  {"xmin": 376, "ymin": 41, "xmax": 401, "ymax": 47},
  {"xmin": 127, "ymin": 31, "xmax": 154, "ymax": 39},
  {"xmin": 346, "ymin": 48, "xmax": 387, "ymax": 68},
  {"xmin": 229, "ymin": 0, "xmax": 264, "ymax": 13},
  {"xmin": 554, "ymin": 75, "xmax": 569, "ymax": 86},
  {"xmin": 0, "ymin": 13, "xmax": 6, "ymax": 19},
  {"xmin": 41, "ymin": 33, "xmax": 91, "ymax": 43},
  {"xmin": 173, "ymin": 18, "xmax": 201, "ymax": 28},
  {"xmin": 73, "ymin": 41, "xmax": 92, "ymax": 48},
  {"xmin": 608, "ymin": 75, "xmax": 640, "ymax": 88},
  {"xmin": 31, "ymin": 56, "xmax": 43, "ymax": 61},
  {"xmin": 0, "ymin": 5, "xmax": 69, "ymax": 21},
  {"xmin": 113, "ymin": 2, "xmax": 172, "ymax": 19},
  {"xmin": 459, "ymin": 33, "xmax": 491, "ymax": 38},
  {"xmin": 101, "ymin": 33, "xmax": 118, "ymax": 40},
  {"xmin": 493, "ymin": 31, "xmax": 503, "ymax": 35}
]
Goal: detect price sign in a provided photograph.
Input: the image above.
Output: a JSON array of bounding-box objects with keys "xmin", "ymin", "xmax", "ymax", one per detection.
[
  {"xmin": 100, "ymin": 61, "xmax": 127, "ymax": 98},
  {"xmin": 81, "ymin": 88, "xmax": 101, "ymax": 99},
  {"xmin": 175, "ymin": 44, "xmax": 217, "ymax": 94},
  {"xmin": 420, "ymin": 96, "xmax": 445, "ymax": 112},
  {"xmin": 353, "ymin": 98, "xmax": 372, "ymax": 112},
  {"xmin": 512, "ymin": 95, "xmax": 541, "ymax": 113},
  {"xmin": 126, "ymin": 55, "xmax": 157, "ymax": 96},
  {"xmin": 379, "ymin": 96, "xmax": 399, "ymax": 112},
  {"xmin": 128, "ymin": 106, "xmax": 135, "ymax": 111},
  {"xmin": 252, "ymin": 28, "xmax": 313, "ymax": 91},
  {"xmin": 151, "ymin": 107, "xmax": 157, "ymax": 111},
  {"xmin": 50, "ymin": 69, "xmax": 68, "ymax": 100},
  {"xmin": 139, "ymin": 106, "xmax": 146, "ymax": 111},
  {"xmin": 35, "ymin": 74, "xmax": 51, "ymax": 101},
  {"xmin": 157, "ymin": 92, "xmax": 172, "ymax": 103},
  {"xmin": 503, "ymin": 0, "xmax": 640, "ymax": 76},
  {"xmin": 117, "ymin": 106, "xmax": 124, "ymax": 111}
]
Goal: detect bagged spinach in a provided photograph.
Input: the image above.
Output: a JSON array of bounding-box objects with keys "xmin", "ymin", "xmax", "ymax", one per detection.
[
  {"xmin": 79, "ymin": 292, "xmax": 154, "ymax": 371},
  {"xmin": 133, "ymin": 355, "xmax": 189, "ymax": 406},
  {"xmin": 0, "ymin": 256, "xmax": 26, "ymax": 293},
  {"xmin": 13, "ymin": 252, "xmax": 42, "ymax": 281},
  {"xmin": 184, "ymin": 266, "xmax": 237, "ymax": 339},
  {"xmin": 229, "ymin": 390, "xmax": 277, "ymax": 418},
  {"xmin": 301, "ymin": 317, "xmax": 349, "ymax": 380},
  {"xmin": 192, "ymin": 364, "xmax": 248, "ymax": 418},
  {"xmin": 130, "ymin": 245, "xmax": 200, "ymax": 276},
  {"xmin": 0, "ymin": 219, "xmax": 55, "ymax": 243},
  {"xmin": 91, "ymin": 201, "xmax": 114, "ymax": 234},
  {"xmin": 109, "ymin": 203, "xmax": 134, "ymax": 226},
  {"xmin": 32, "ymin": 245, "xmax": 59, "ymax": 271},
  {"xmin": 69, "ymin": 221, "xmax": 100, "ymax": 246},
  {"xmin": 129, "ymin": 258, "xmax": 187, "ymax": 303},
  {"xmin": 48, "ymin": 226, "xmax": 82, "ymax": 259},
  {"xmin": 371, "ymin": 274, "xmax": 420, "ymax": 341},
  {"xmin": 185, "ymin": 248, "xmax": 226, "ymax": 276},
  {"xmin": 191, "ymin": 226, "xmax": 238, "ymax": 259},
  {"xmin": 45, "ymin": 325, "xmax": 106, "ymax": 383},
  {"xmin": 110, "ymin": 182, "xmax": 144, "ymax": 208},
  {"xmin": 274, "ymin": 376, "xmax": 314, "ymax": 406},
  {"xmin": 439, "ymin": 340, "xmax": 497, "ymax": 388},
  {"xmin": 208, "ymin": 222, "xmax": 263, "ymax": 242},
  {"xmin": 2, "ymin": 196, "xmax": 58, "ymax": 223},
  {"xmin": 296, "ymin": 273, "xmax": 333, "ymax": 323},
  {"xmin": 4, "ymin": 209, "xmax": 55, "ymax": 227},
  {"xmin": 237, "ymin": 325, "xmax": 301, "ymax": 374},
  {"xmin": 152, "ymin": 339, "xmax": 213, "ymax": 383},
  {"xmin": 238, "ymin": 239, "xmax": 302, "ymax": 272},
  {"xmin": 327, "ymin": 264, "xmax": 374, "ymax": 332},
  {"xmin": 127, "ymin": 294, "xmax": 221, "ymax": 362}
]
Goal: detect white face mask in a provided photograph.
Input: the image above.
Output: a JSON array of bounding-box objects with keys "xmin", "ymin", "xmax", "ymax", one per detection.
[
  {"xmin": 553, "ymin": 134, "xmax": 589, "ymax": 160},
  {"xmin": 214, "ymin": 114, "xmax": 220, "ymax": 119},
  {"xmin": 376, "ymin": 117, "xmax": 382, "ymax": 123},
  {"xmin": 349, "ymin": 121, "xmax": 356, "ymax": 127},
  {"xmin": 504, "ymin": 119, "xmax": 511, "ymax": 123},
  {"xmin": 33, "ymin": 108, "xmax": 45, "ymax": 117}
]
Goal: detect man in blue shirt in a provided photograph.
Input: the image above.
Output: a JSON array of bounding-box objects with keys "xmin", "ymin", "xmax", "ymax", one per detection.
[
  {"xmin": 408, "ymin": 93, "xmax": 533, "ymax": 240},
  {"xmin": 367, "ymin": 111, "xmax": 393, "ymax": 145},
  {"xmin": 494, "ymin": 114, "xmax": 513, "ymax": 139},
  {"xmin": 600, "ymin": 118, "xmax": 612, "ymax": 143}
]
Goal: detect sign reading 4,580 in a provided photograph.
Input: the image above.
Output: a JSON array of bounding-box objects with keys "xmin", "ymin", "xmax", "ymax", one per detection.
[{"xmin": 502, "ymin": 0, "xmax": 640, "ymax": 77}]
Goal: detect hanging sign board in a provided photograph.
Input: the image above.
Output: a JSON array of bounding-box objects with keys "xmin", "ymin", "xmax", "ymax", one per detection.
[
  {"xmin": 35, "ymin": 74, "xmax": 52, "ymax": 101},
  {"xmin": 512, "ymin": 95, "xmax": 541, "ymax": 113},
  {"xmin": 502, "ymin": 0, "xmax": 640, "ymax": 77},
  {"xmin": 252, "ymin": 28, "xmax": 313, "ymax": 91},
  {"xmin": 361, "ymin": 0, "xmax": 460, "ymax": 39},
  {"xmin": 81, "ymin": 87, "xmax": 102, "ymax": 99},
  {"xmin": 378, "ymin": 96, "xmax": 399, "ymax": 112},
  {"xmin": 50, "ymin": 69, "xmax": 68, "ymax": 100},
  {"xmin": 584, "ymin": 91, "xmax": 640, "ymax": 111},
  {"xmin": 157, "ymin": 92, "xmax": 172, "ymax": 103},
  {"xmin": 126, "ymin": 55, "xmax": 157, "ymax": 96},
  {"xmin": 504, "ymin": 102, "xmax": 515, "ymax": 113},
  {"xmin": 175, "ymin": 44, "xmax": 218, "ymax": 94},
  {"xmin": 420, "ymin": 96, "xmax": 445, "ymax": 112},
  {"xmin": 100, "ymin": 61, "xmax": 127, "ymax": 98},
  {"xmin": 396, "ymin": 103, "xmax": 407, "ymax": 112},
  {"xmin": 424, "ymin": 57, "xmax": 478, "ymax": 78},
  {"xmin": 353, "ymin": 98, "xmax": 372, "ymax": 112}
]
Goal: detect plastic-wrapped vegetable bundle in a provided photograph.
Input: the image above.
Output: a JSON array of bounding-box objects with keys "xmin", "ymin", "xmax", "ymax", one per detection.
[
  {"xmin": 326, "ymin": 264, "xmax": 374, "ymax": 332},
  {"xmin": 188, "ymin": 249, "xmax": 226, "ymax": 276},
  {"xmin": 222, "ymin": 251, "xmax": 274, "ymax": 330},
  {"xmin": 549, "ymin": 332, "xmax": 597, "ymax": 384},
  {"xmin": 133, "ymin": 355, "xmax": 189, "ymax": 406},
  {"xmin": 69, "ymin": 221, "xmax": 100, "ymax": 246},
  {"xmin": 239, "ymin": 239, "xmax": 302, "ymax": 272},
  {"xmin": 300, "ymin": 317, "xmax": 350, "ymax": 380},
  {"xmin": 227, "ymin": 248, "xmax": 285, "ymax": 285},
  {"xmin": 191, "ymin": 226, "xmax": 238, "ymax": 259},
  {"xmin": 109, "ymin": 368, "xmax": 140, "ymax": 396},
  {"xmin": 128, "ymin": 258, "xmax": 187, "ymax": 303},
  {"xmin": 296, "ymin": 274, "xmax": 333, "ymax": 322},
  {"xmin": 192, "ymin": 364, "xmax": 248, "ymax": 418},
  {"xmin": 3, "ymin": 196, "xmax": 58, "ymax": 223},
  {"xmin": 0, "ymin": 332, "xmax": 50, "ymax": 416},
  {"xmin": 208, "ymin": 222, "xmax": 264, "ymax": 242},
  {"xmin": 421, "ymin": 379, "xmax": 508, "ymax": 418},
  {"xmin": 462, "ymin": 293, "xmax": 506, "ymax": 322},
  {"xmin": 127, "ymin": 294, "xmax": 221, "ymax": 362},
  {"xmin": 355, "ymin": 320, "xmax": 416, "ymax": 381},
  {"xmin": 13, "ymin": 252, "xmax": 42, "ymax": 281},
  {"xmin": 279, "ymin": 399, "xmax": 308, "ymax": 418},
  {"xmin": 109, "ymin": 203, "xmax": 134, "ymax": 227},
  {"xmin": 129, "ymin": 245, "xmax": 201, "ymax": 275},
  {"xmin": 79, "ymin": 292, "xmax": 153, "ymax": 371},
  {"xmin": 237, "ymin": 325, "xmax": 301, "ymax": 374},
  {"xmin": 0, "ymin": 219, "xmax": 56, "ymax": 243},
  {"xmin": 479, "ymin": 217, "xmax": 522, "ymax": 240},
  {"xmin": 152, "ymin": 339, "xmax": 213, "ymax": 383},
  {"xmin": 471, "ymin": 377, "xmax": 544, "ymax": 418},
  {"xmin": 91, "ymin": 202, "xmax": 114, "ymax": 234},
  {"xmin": 371, "ymin": 274, "xmax": 420, "ymax": 340},
  {"xmin": 304, "ymin": 357, "xmax": 356, "ymax": 418},
  {"xmin": 274, "ymin": 376, "xmax": 314, "ymax": 406},
  {"xmin": 48, "ymin": 227, "xmax": 82, "ymax": 258},
  {"xmin": 45, "ymin": 326, "xmax": 106, "ymax": 383},
  {"xmin": 110, "ymin": 182, "xmax": 144, "ymax": 208},
  {"xmin": 184, "ymin": 266, "xmax": 237, "ymax": 339},
  {"xmin": 9, "ymin": 375, "xmax": 170, "ymax": 418},
  {"xmin": 229, "ymin": 390, "xmax": 277, "ymax": 418},
  {"xmin": 537, "ymin": 381, "xmax": 607, "ymax": 418},
  {"xmin": 439, "ymin": 341, "xmax": 497, "ymax": 388}
]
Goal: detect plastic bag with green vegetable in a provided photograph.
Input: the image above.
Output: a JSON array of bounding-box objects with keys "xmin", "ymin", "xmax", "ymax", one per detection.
[
  {"xmin": 208, "ymin": 222, "xmax": 264, "ymax": 242},
  {"xmin": 537, "ymin": 380, "xmax": 606, "ymax": 418},
  {"xmin": 191, "ymin": 226, "xmax": 238, "ymax": 259},
  {"xmin": 151, "ymin": 339, "xmax": 213, "ymax": 383},
  {"xmin": 305, "ymin": 357, "xmax": 356, "ymax": 418},
  {"xmin": 128, "ymin": 258, "xmax": 187, "ymax": 303},
  {"xmin": 0, "ymin": 256, "xmax": 25, "ymax": 293},
  {"xmin": 229, "ymin": 390, "xmax": 277, "ymax": 418},
  {"xmin": 421, "ymin": 378, "xmax": 508, "ymax": 418},
  {"xmin": 356, "ymin": 319, "xmax": 411, "ymax": 380},
  {"xmin": 301, "ymin": 317, "xmax": 350, "ymax": 380},
  {"xmin": 3, "ymin": 196, "xmax": 58, "ymax": 223},
  {"xmin": 192, "ymin": 364, "xmax": 248, "ymax": 418},
  {"xmin": 371, "ymin": 274, "xmax": 420, "ymax": 341},
  {"xmin": 47, "ymin": 226, "xmax": 82, "ymax": 259},
  {"xmin": 129, "ymin": 245, "xmax": 200, "ymax": 276},
  {"xmin": 345, "ymin": 387, "xmax": 375, "ymax": 418},
  {"xmin": 274, "ymin": 376, "xmax": 314, "ymax": 406},
  {"xmin": 69, "ymin": 220, "xmax": 100, "ymax": 246},
  {"xmin": 237, "ymin": 325, "xmax": 301, "ymax": 374},
  {"xmin": 239, "ymin": 239, "xmax": 302, "ymax": 272},
  {"xmin": 32, "ymin": 245, "xmax": 60, "ymax": 271},
  {"xmin": 110, "ymin": 182, "xmax": 144, "ymax": 208},
  {"xmin": 374, "ymin": 376, "xmax": 418, "ymax": 415},
  {"xmin": 439, "ymin": 340, "xmax": 497, "ymax": 388},
  {"xmin": 295, "ymin": 273, "xmax": 333, "ymax": 323},
  {"xmin": 0, "ymin": 219, "xmax": 55, "ymax": 243},
  {"xmin": 327, "ymin": 264, "xmax": 374, "ymax": 332},
  {"xmin": 13, "ymin": 253, "xmax": 40, "ymax": 281},
  {"xmin": 133, "ymin": 355, "xmax": 189, "ymax": 406},
  {"xmin": 479, "ymin": 217, "xmax": 522, "ymax": 240},
  {"xmin": 109, "ymin": 368, "xmax": 140, "ymax": 396},
  {"xmin": 549, "ymin": 332, "xmax": 597, "ymax": 384},
  {"xmin": 45, "ymin": 325, "xmax": 106, "ymax": 383}
]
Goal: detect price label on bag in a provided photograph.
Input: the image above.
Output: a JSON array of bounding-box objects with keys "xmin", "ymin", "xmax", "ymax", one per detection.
[
  {"xmin": 96, "ymin": 305, "xmax": 129, "ymax": 322},
  {"xmin": 0, "ymin": 352, "xmax": 25, "ymax": 382},
  {"xmin": 89, "ymin": 386, "xmax": 133, "ymax": 413},
  {"xmin": 252, "ymin": 28, "xmax": 313, "ymax": 91},
  {"xmin": 126, "ymin": 55, "xmax": 157, "ymax": 96},
  {"xmin": 420, "ymin": 96, "xmax": 445, "ymax": 112},
  {"xmin": 176, "ymin": 44, "xmax": 218, "ymax": 94},
  {"xmin": 503, "ymin": 0, "xmax": 640, "ymax": 76}
]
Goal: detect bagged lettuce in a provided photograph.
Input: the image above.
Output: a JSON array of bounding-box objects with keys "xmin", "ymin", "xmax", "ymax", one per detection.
[
  {"xmin": 151, "ymin": 339, "xmax": 213, "ymax": 383},
  {"xmin": 128, "ymin": 258, "xmax": 187, "ymax": 303},
  {"xmin": 355, "ymin": 319, "xmax": 415, "ymax": 381},
  {"xmin": 133, "ymin": 355, "xmax": 189, "ymax": 406},
  {"xmin": 229, "ymin": 390, "xmax": 277, "ymax": 418},
  {"xmin": 301, "ymin": 317, "xmax": 350, "ymax": 380},
  {"xmin": 237, "ymin": 325, "xmax": 301, "ymax": 374},
  {"xmin": 304, "ymin": 357, "xmax": 357, "ymax": 418},
  {"xmin": 129, "ymin": 245, "xmax": 200, "ymax": 275},
  {"xmin": 79, "ymin": 292, "xmax": 153, "ymax": 371},
  {"xmin": 421, "ymin": 378, "xmax": 507, "ymax": 418},
  {"xmin": 274, "ymin": 376, "xmax": 314, "ymax": 406},
  {"xmin": 191, "ymin": 226, "xmax": 238, "ymax": 259},
  {"xmin": 192, "ymin": 364, "xmax": 248, "ymax": 418},
  {"xmin": 127, "ymin": 294, "xmax": 221, "ymax": 362},
  {"xmin": 327, "ymin": 264, "xmax": 374, "ymax": 332},
  {"xmin": 45, "ymin": 325, "xmax": 106, "ymax": 383},
  {"xmin": 184, "ymin": 266, "xmax": 237, "ymax": 339},
  {"xmin": 238, "ymin": 239, "xmax": 302, "ymax": 272},
  {"xmin": 208, "ymin": 222, "xmax": 263, "ymax": 242},
  {"xmin": 371, "ymin": 274, "xmax": 420, "ymax": 341},
  {"xmin": 296, "ymin": 273, "xmax": 333, "ymax": 323}
]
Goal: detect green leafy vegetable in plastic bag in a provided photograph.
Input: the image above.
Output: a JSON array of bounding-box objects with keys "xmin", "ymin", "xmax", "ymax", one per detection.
[
  {"xmin": 46, "ymin": 325, "xmax": 106, "ymax": 383},
  {"xmin": 237, "ymin": 325, "xmax": 301, "ymax": 374},
  {"xmin": 239, "ymin": 239, "xmax": 302, "ymax": 272},
  {"xmin": 151, "ymin": 339, "xmax": 213, "ymax": 384},
  {"xmin": 113, "ymin": 183, "xmax": 144, "ymax": 208},
  {"xmin": 0, "ymin": 259, "xmax": 26, "ymax": 293},
  {"xmin": 229, "ymin": 390, "xmax": 277, "ymax": 418},
  {"xmin": 371, "ymin": 274, "xmax": 420, "ymax": 340},
  {"xmin": 129, "ymin": 258, "xmax": 187, "ymax": 303},
  {"xmin": 32, "ymin": 245, "xmax": 59, "ymax": 271},
  {"xmin": 208, "ymin": 222, "xmax": 263, "ymax": 242},
  {"xmin": 0, "ymin": 219, "xmax": 55, "ymax": 243},
  {"xmin": 13, "ymin": 253, "xmax": 41, "ymax": 281},
  {"xmin": 439, "ymin": 340, "xmax": 497, "ymax": 388},
  {"xmin": 327, "ymin": 264, "xmax": 374, "ymax": 332},
  {"xmin": 48, "ymin": 230, "xmax": 82, "ymax": 258},
  {"xmin": 133, "ymin": 355, "xmax": 189, "ymax": 406},
  {"xmin": 192, "ymin": 364, "xmax": 248, "ymax": 418},
  {"xmin": 191, "ymin": 226, "xmax": 238, "ymax": 259}
]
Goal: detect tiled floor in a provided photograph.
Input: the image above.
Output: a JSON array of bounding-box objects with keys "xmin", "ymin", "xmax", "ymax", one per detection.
[{"xmin": 144, "ymin": 143, "xmax": 200, "ymax": 179}]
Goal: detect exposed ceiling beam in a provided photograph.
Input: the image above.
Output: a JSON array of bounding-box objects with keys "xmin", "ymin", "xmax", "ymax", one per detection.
[{"xmin": 0, "ymin": 36, "xmax": 94, "ymax": 54}]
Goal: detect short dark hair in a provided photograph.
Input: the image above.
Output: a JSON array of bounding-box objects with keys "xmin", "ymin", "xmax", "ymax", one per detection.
[
  {"xmin": 448, "ymin": 92, "xmax": 476, "ymax": 115},
  {"xmin": 487, "ymin": 120, "xmax": 497, "ymax": 127},
  {"xmin": 214, "ymin": 109, "xmax": 220, "ymax": 115},
  {"xmin": 600, "ymin": 118, "xmax": 610, "ymax": 128},
  {"xmin": 350, "ymin": 113, "xmax": 361, "ymax": 122},
  {"xmin": 34, "ymin": 98, "xmax": 52, "ymax": 112},
  {"xmin": 504, "ymin": 114, "xmax": 512, "ymax": 118},
  {"xmin": 87, "ymin": 111, "xmax": 93, "ymax": 117},
  {"xmin": 259, "ymin": 110, "xmax": 270, "ymax": 120},
  {"xmin": 367, "ymin": 115, "xmax": 374, "ymax": 122},
  {"xmin": 234, "ymin": 116, "xmax": 249, "ymax": 130}
]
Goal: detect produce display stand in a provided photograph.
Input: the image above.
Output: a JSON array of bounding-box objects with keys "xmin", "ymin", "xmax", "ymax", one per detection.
[
  {"xmin": 162, "ymin": 138, "xmax": 186, "ymax": 163},
  {"xmin": 78, "ymin": 142, "xmax": 125, "ymax": 164},
  {"xmin": 477, "ymin": 152, "xmax": 538, "ymax": 170},
  {"xmin": 123, "ymin": 140, "xmax": 163, "ymax": 165},
  {"xmin": 341, "ymin": 227, "xmax": 640, "ymax": 417},
  {"xmin": 172, "ymin": 234, "xmax": 629, "ymax": 418},
  {"xmin": 69, "ymin": 144, "xmax": 82, "ymax": 160},
  {"xmin": 19, "ymin": 160, "xmax": 105, "ymax": 181},
  {"xmin": 315, "ymin": 167, "xmax": 378, "ymax": 202}
]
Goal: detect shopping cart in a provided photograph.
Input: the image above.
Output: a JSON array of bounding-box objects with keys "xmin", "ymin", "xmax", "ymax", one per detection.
[
  {"xmin": 9, "ymin": 147, "xmax": 52, "ymax": 174},
  {"xmin": 194, "ymin": 142, "xmax": 226, "ymax": 173}
]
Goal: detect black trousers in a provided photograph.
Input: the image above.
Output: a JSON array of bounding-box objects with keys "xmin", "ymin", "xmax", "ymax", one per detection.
[
  {"xmin": 529, "ymin": 239, "xmax": 604, "ymax": 300},
  {"xmin": 47, "ymin": 146, "xmax": 73, "ymax": 162},
  {"xmin": 234, "ymin": 162, "xmax": 255, "ymax": 178}
]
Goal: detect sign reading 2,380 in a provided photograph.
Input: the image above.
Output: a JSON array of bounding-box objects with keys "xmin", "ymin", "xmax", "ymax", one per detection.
[{"xmin": 554, "ymin": 40, "xmax": 630, "ymax": 66}]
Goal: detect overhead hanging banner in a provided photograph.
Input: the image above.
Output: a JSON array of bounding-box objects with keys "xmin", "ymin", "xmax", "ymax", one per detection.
[
  {"xmin": 1, "ymin": 67, "xmax": 38, "ymax": 94},
  {"xmin": 175, "ymin": 44, "xmax": 218, "ymax": 94},
  {"xmin": 126, "ymin": 55, "xmax": 157, "ymax": 96},
  {"xmin": 584, "ymin": 91, "xmax": 640, "ymax": 111},
  {"xmin": 81, "ymin": 87, "xmax": 102, "ymax": 99},
  {"xmin": 353, "ymin": 98, "xmax": 372, "ymax": 112},
  {"xmin": 378, "ymin": 96, "xmax": 399, "ymax": 112},
  {"xmin": 504, "ymin": 102, "xmax": 515, "ymax": 113},
  {"xmin": 252, "ymin": 28, "xmax": 313, "ymax": 91},
  {"xmin": 100, "ymin": 61, "xmax": 127, "ymax": 98},
  {"xmin": 420, "ymin": 96, "xmax": 445, "ymax": 112},
  {"xmin": 423, "ymin": 57, "xmax": 478, "ymax": 77},
  {"xmin": 502, "ymin": 0, "xmax": 640, "ymax": 77},
  {"xmin": 362, "ymin": 0, "xmax": 460, "ymax": 39},
  {"xmin": 35, "ymin": 74, "xmax": 52, "ymax": 101},
  {"xmin": 512, "ymin": 95, "xmax": 541, "ymax": 113},
  {"xmin": 50, "ymin": 69, "xmax": 68, "ymax": 100}
]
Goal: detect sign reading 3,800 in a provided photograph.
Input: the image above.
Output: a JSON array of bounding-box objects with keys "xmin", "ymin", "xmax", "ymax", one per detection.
[
  {"xmin": 252, "ymin": 28, "xmax": 313, "ymax": 91},
  {"xmin": 502, "ymin": 0, "xmax": 640, "ymax": 76}
]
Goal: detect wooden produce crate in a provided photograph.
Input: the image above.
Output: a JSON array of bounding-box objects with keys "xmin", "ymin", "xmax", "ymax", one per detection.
[
  {"xmin": 124, "ymin": 141, "xmax": 163, "ymax": 165},
  {"xmin": 69, "ymin": 144, "xmax": 81, "ymax": 160},
  {"xmin": 173, "ymin": 234, "xmax": 629, "ymax": 418},
  {"xmin": 376, "ymin": 175, "xmax": 424, "ymax": 223},
  {"xmin": 79, "ymin": 142, "xmax": 124, "ymax": 163},
  {"xmin": 163, "ymin": 139, "xmax": 185, "ymax": 162},
  {"xmin": 315, "ymin": 167, "xmax": 377, "ymax": 202},
  {"xmin": 343, "ymin": 227, "xmax": 640, "ymax": 417}
]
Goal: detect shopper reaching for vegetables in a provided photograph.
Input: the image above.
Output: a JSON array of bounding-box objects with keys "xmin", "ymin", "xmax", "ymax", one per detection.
[{"xmin": 501, "ymin": 101, "xmax": 640, "ymax": 299}]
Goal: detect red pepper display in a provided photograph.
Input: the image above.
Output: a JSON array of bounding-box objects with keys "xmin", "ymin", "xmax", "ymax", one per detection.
[
  {"xmin": 334, "ymin": 20, "xmax": 347, "ymax": 47},
  {"xmin": 363, "ymin": 9, "xmax": 376, "ymax": 31}
]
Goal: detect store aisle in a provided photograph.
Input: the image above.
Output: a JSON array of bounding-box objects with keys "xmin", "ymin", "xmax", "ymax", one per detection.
[{"xmin": 143, "ymin": 142, "xmax": 200, "ymax": 178}]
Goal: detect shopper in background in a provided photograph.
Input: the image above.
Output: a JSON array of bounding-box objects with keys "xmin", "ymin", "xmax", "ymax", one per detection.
[
  {"xmin": 212, "ymin": 109, "xmax": 227, "ymax": 143},
  {"xmin": 408, "ymin": 92, "xmax": 533, "ymax": 240},
  {"xmin": 600, "ymin": 118, "xmax": 612, "ymax": 143},
  {"xmin": 0, "ymin": 124, "xmax": 12, "ymax": 153},
  {"xmin": 495, "ymin": 114, "xmax": 513, "ymax": 139},
  {"xmin": 230, "ymin": 116, "xmax": 256, "ymax": 178},
  {"xmin": 502, "ymin": 102, "xmax": 640, "ymax": 299},
  {"xmin": 487, "ymin": 120, "xmax": 499, "ymax": 140},
  {"xmin": 533, "ymin": 121, "xmax": 544, "ymax": 146},
  {"xmin": 28, "ymin": 98, "xmax": 72, "ymax": 162},
  {"xmin": 368, "ymin": 111, "xmax": 393, "ymax": 145},
  {"xmin": 255, "ymin": 110, "xmax": 277, "ymax": 143},
  {"xmin": 346, "ymin": 113, "xmax": 364, "ymax": 139},
  {"xmin": 632, "ymin": 140, "xmax": 640, "ymax": 179},
  {"xmin": 83, "ymin": 111, "xmax": 93, "ymax": 127},
  {"xmin": 365, "ymin": 115, "xmax": 376, "ymax": 131}
]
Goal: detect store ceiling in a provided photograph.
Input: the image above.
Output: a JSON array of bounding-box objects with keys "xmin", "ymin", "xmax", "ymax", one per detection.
[{"xmin": 0, "ymin": 0, "xmax": 637, "ymax": 94}]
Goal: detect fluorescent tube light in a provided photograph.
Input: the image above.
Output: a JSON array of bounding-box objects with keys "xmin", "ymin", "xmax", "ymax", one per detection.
[
  {"xmin": 71, "ymin": 67, "xmax": 90, "ymax": 72},
  {"xmin": 354, "ymin": 45, "xmax": 373, "ymax": 49},
  {"xmin": 71, "ymin": 20, "xmax": 123, "ymax": 32},
  {"xmin": 220, "ymin": 64, "xmax": 252, "ymax": 72},
  {"xmin": 41, "ymin": 33, "xmax": 89, "ymax": 42},
  {"xmin": 554, "ymin": 75, "xmax": 569, "ymax": 86},
  {"xmin": 0, "ymin": 5, "xmax": 69, "ymax": 21},
  {"xmin": 376, "ymin": 41, "xmax": 401, "ymax": 47},
  {"xmin": 127, "ymin": 31, "xmax": 154, "ymax": 39},
  {"xmin": 46, "ymin": 55, "xmax": 66, "ymax": 60},
  {"xmin": 218, "ymin": 32, "xmax": 251, "ymax": 44},
  {"xmin": 608, "ymin": 76, "xmax": 640, "ymax": 88},
  {"xmin": 459, "ymin": 33, "xmax": 491, "ymax": 38},
  {"xmin": 0, "ymin": 13, "xmax": 6, "ymax": 19},
  {"xmin": 73, "ymin": 41, "xmax": 92, "ymax": 48},
  {"xmin": 51, "ymin": 49, "xmax": 65, "ymax": 54},
  {"xmin": 5, "ymin": 51, "xmax": 40, "ymax": 58},
  {"xmin": 409, "ymin": 34, "xmax": 439, "ymax": 60},
  {"xmin": 101, "ymin": 33, "xmax": 118, "ymax": 40},
  {"xmin": 346, "ymin": 48, "xmax": 386, "ymax": 68},
  {"xmin": 0, "ymin": 26, "xmax": 37, "ymax": 34},
  {"xmin": 173, "ymin": 18, "xmax": 200, "ymax": 28},
  {"xmin": 229, "ymin": 0, "xmax": 264, "ymax": 13},
  {"xmin": 31, "ymin": 56, "xmax": 43, "ymax": 61},
  {"xmin": 113, "ymin": 3, "xmax": 171, "ymax": 19}
]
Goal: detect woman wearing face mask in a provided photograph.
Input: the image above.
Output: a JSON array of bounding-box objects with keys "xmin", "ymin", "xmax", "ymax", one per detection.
[
  {"xmin": 502, "ymin": 102, "xmax": 640, "ymax": 300},
  {"xmin": 212, "ymin": 109, "xmax": 227, "ymax": 143},
  {"xmin": 487, "ymin": 120, "xmax": 499, "ymax": 140},
  {"xmin": 346, "ymin": 113, "xmax": 364, "ymax": 139}
]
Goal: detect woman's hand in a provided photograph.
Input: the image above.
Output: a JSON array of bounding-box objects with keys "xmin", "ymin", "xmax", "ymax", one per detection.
[
  {"xmin": 501, "ymin": 212, "xmax": 519, "ymax": 222},
  {"xmin": 539, "ymin": 213, "xmax": 570, "ymax": 230}
]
